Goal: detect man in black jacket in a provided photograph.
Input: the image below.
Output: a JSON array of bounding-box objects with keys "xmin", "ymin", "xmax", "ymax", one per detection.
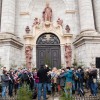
[{"xmin": 37, "ymin": 65, "xmax": 48, "ymax": 100}]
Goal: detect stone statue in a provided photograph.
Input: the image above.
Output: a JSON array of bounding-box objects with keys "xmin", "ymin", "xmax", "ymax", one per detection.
[
  {"xmin": 65, "ymin": 25, "xmax": 70, "ymax": 33},
  {"xmin": 57, "ymin": 18, "xmax": 63, "ymax": 26},
  {"xmin": 33, "ymin": 17, "xmax": 40, "ymax": 26},
  {"xmin": 25, "ymin": 46, "xmax": 33, "ymax": 69},
  {"xmin": 43, "ymin": 3, "xmax": 52, "ymax": 22},
  {"xmin": 65, "ymin": 45, "xmax": 72, "ymax": 67}
]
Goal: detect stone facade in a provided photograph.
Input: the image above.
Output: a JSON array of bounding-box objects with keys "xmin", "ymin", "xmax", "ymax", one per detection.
[{"xmin": 0, "ymin": 0, "xmax": 100, "ymax": 69}]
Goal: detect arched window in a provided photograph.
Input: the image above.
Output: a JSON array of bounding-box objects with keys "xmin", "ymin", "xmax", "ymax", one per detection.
[{"xmin": 36, "ymin": 33, "xmax": 60, "ymax": 45}]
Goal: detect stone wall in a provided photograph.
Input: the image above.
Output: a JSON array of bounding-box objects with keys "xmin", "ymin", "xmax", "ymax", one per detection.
[
  {"xmin": 74, "ymin": 32, "xmax": 100, "ymax": 67},
  {"xmin": 1, "ymin": 0, "xmax": 100, "ymax": 68},
  {"xmin": 0, "ymin": 44, "xmax": 22, "ymax": 70},
  {"xmin": 14, "ymin": 0, "xmax": 79, "ymax": 67},
  {"xmin": 1, "ymin": 0, "xmax": 15, "ymax": 33},
  {"xmin": 76, "ymin": 42, "xmax": 100, "ymax": 67},
  {"xmin": 15, "ymin": 0, "xmax": 79, "ymax": 38}
]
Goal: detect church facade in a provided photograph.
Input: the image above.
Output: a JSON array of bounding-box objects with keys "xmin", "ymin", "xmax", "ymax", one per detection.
[{"xmin": 0, "ymin": 0, "xmax": 100, "ymax": 69}]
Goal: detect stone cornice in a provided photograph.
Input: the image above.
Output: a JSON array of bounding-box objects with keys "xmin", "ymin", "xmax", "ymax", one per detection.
[
  {"xmin": 20, "ymin": 12, "xmax": 29, "ymax": 16},
  {"xmin": 73, "ymin": 32, "xmax": 100, "ymax": 48},
  {"xmin": 65, "ymin": 10, "xmax": 77, "ymax": 14},
  {"xmin": 0, "ymin": 33, "xmax": 23, "ymax": 48}
]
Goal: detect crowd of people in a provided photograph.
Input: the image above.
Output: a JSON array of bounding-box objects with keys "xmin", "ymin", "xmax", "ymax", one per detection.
[{"xmin": 0, "ymin": 65, "xmax": 99, "ymax": 100}]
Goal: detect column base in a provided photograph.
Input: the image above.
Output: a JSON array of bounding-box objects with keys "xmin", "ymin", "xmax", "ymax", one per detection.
[
  {"xmin": 73, "ymin": 32, "xmax": 100, "ymax": 67},
  {"xmin": 0, "ymin": 33, "xmax": 24, "ymax": 70},
  {"xmin": 0, "ymin": 32, "xmax": 23, "ymax": 48}
]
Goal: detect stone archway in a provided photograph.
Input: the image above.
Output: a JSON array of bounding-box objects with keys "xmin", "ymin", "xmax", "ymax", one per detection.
[{"xmin": 36, "ymin": 33, "xmax": 61, "ymax": 68}]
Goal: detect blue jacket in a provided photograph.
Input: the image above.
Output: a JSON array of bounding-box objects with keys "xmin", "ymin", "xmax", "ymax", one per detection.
[{"xmin": 61, "ymin": 70, "xmax": 73, "ymax": 83}]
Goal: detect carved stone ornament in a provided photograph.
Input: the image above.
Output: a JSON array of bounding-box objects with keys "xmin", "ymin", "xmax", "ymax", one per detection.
[
  {"xmin": 25, "ymin": 46, "xmax": 33, "ymax": 69},
  {"xmin": 33, "ymin": 17, "xmax": 40, "ymax": 26},
  {"xmin": 25, "ymin": 26, "xmax": 30, "ymax": 34},
  {"xmin": 65, "ymin": 25, "xmax": 70, "ymax": 33},
  {"xmin": 36, "ymin": 33, "xmax": 60, "ymax": 45},
  {"xmin": 57, "ymin": 18, "xmax": 63, "ymax": 26},
  {"xmin": 43, "ymin": 3, "xmax": 52, "ymax": 22},
  {"xmin": 65, "ymin": 44, "xmax": 72, "ymax": 67}
]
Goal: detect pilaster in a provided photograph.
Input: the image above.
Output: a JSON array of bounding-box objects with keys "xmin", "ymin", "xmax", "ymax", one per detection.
[
  {"xmin": 93, "ymin": 0, "xmax": 100, "ymax": 33},
  {"xmin": 78, "ymin": 0, "xmax": 95, "ymax": 33},
  {"xmin": 1, "ymin": 0, "xmax": 15, "ymax": 34}
]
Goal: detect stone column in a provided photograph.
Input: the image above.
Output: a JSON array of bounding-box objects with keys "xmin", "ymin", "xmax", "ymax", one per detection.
[
  {"xmin": 93, "ymin": 0, "xmax": 100, "ymax": 33},
  {"xmin": 78, "ymin": 0, "xmax": 95, "ymax": 33},
  {"xmin": 1, "ymin": 0, "xmax": 15, "ymax": 34}
]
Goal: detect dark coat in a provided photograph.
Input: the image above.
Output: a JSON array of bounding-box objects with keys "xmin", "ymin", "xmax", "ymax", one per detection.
[
  {"xmin": 37, "ymin": 67, "xmax": 48, "ymax": 83},
  {"xmin": 1, "ymin": 74, "xmax": 10, "ymax": 87},
  {"xmin": 59, "ymin": 72, "xmax": 66, "ymax": 87}
]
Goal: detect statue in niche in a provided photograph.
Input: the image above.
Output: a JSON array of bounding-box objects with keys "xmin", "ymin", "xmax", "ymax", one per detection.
[
  {"xmin": 33, "ymin": 17, "xmax": 40, "ymax": 26},
  {"xmin": 57, "ymin": 18, "xmax": 63, "ymax": 26},
  {"xmin": 65, "ymin": 25, "xmax": 70, "ymax": 33},
  {"xmin": 43, "ymin": 3, "xmax": 52, "ymax": 22},
  {"xmin": 65, "ymin": 45, "xmax": 72, "ymax": 67},
  {"xmin": 25, "ymin": 46, "xmax": 33, "ymax": 69}
]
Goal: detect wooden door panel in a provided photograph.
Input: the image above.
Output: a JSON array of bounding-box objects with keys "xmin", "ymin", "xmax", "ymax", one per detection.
[
  {"xmin": 37, "ymin": 46, "xmax": 61, "ymax": 68},
  {"xmin": 51, "ymin": 48, "xmax": 60, "ymax": 67},
  {"xmin": 37, "ymin": 48, "xmax": 46, "ymax": 68}
]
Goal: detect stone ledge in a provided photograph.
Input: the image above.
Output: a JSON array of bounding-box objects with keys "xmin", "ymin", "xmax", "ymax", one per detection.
[
  {"xmin": 23, "ymin": 34, "xmax": 34, "ymax": 39},
  {"xmin": 63, "ymin": 33, "xmax": 73, "ymax": 37},
  {"xmin": 66, "ymin": 10, "xmax": 77, "ymax": 14},
  {"xmin": 20, "ymin": 12, "xmax": 29, "ymax": 15},
  {"xmin": 73, "ymin": 32, "xmax": 100, "ymax": 48},
  {"xmin": 0, "ymin": 33, "xmax": 23, "ymax": 48}
]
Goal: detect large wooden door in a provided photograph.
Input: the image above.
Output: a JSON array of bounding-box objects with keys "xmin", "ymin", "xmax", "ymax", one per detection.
[{"xmin": 36, "ymin": 33, "xmax": 61, "ymax": 68}]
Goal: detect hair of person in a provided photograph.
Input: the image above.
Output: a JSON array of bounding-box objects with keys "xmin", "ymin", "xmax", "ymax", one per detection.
[
  {"xmin": 3, "ymin": 70, "xmax": 7, "ymax": 74},
  {"xmin": 66, "ymin": 67, "xmax": 70, "ymax": 70}
]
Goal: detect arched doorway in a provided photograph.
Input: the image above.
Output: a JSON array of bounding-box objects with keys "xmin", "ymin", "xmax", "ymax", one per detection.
[{"xmin": 36, "ymin": 33, "xmax": 61, "ymax": 68}]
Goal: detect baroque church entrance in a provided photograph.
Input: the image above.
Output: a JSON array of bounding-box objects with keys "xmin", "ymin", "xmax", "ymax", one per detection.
[{"xmin": 36, "ymin": 33, "xmax": 61, "ymax": 68}]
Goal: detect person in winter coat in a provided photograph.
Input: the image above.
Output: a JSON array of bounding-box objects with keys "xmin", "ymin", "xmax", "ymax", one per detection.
[
  {"xmin": 60, "ymin": 67, "xmax": 73, "ymax": 97},
  {"xmin": 1, "ymin": 70, "xmax": 11, "ymax": 98},
  {"xmin": 59, "ymin": 69, "xmax": 66, "ymax": 91},
  {"xmin": 37, "ymin": 65, "xmax": 48, "ymax": 100}
]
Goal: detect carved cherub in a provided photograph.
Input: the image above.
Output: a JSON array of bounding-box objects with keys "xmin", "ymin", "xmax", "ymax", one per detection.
[
  {"xmin": 33, "ymin": 18, "xmax": 40, "ymax": 26},
  {"xmin": 57, "ymin": 18, "xmax": 63, "ymax": 26}
]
